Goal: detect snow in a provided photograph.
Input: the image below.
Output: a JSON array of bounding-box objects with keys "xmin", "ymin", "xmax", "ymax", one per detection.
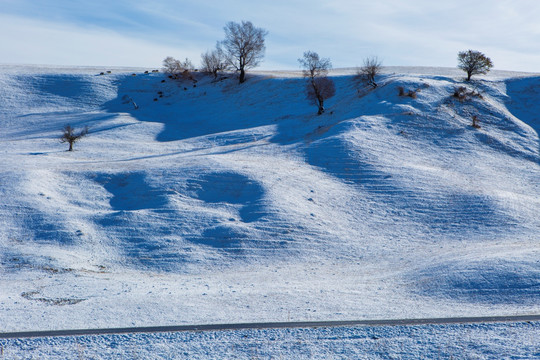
[
  {"xmin": 1, "ymin": 322, "xmax": 539, "ymax": 359},
  {"xmin": 0, "ymin": 64, "xmax": 539, "ymax": 356}
]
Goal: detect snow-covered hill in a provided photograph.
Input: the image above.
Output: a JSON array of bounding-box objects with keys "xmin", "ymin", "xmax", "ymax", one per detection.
[{"xmin": 0, "ymin": 65, "xmax": 538, "ymax": 331}]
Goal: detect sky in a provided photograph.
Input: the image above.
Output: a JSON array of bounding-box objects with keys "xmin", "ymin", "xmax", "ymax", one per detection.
[{"xmin": 1, "ymin": 0, "xmax": 540, "ymax": 72}]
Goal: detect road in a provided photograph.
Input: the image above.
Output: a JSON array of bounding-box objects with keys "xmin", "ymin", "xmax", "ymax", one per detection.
[{"xmin": 1, "ymin": 314, "xmax": 538, "ymax": 339}]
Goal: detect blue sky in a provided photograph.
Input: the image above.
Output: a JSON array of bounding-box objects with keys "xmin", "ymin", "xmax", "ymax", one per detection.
[{"xmin": 1, "ymin": 0, "xmax": 540, "ymax": 71}]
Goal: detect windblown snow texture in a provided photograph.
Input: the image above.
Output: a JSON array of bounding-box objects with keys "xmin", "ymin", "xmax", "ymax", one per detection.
[{"xmin": 0, "ymin": 66, "xmax": 538, "ymax": 335}]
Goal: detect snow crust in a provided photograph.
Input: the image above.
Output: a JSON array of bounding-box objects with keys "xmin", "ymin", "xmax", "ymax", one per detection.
[{"xmin": 0, "ymin": 65, "xmax": 538, "ymax": 339}]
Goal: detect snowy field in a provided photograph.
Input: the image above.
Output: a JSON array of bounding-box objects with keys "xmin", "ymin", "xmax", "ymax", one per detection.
[
  {"xmin": 0, "ymin": 64, "xmax": 539, "ymax": 356},
  {"xmin": 1, "ymin": 321, "xmax": 539, "ymax": 359}
]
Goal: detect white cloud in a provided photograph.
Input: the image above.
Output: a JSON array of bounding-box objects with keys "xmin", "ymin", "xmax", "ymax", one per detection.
[
  {"xmin": 0, "ymin": 14, "xmax": 199, "ymax": 68},
  {"xmin": 1, "ymin": 0, "xmax": 540, "ymax": 71}
]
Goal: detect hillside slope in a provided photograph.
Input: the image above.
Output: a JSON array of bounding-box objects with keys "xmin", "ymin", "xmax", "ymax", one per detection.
[{"xmin": 0, "ymin": 65, "xmax": 538, "ymax": 331}]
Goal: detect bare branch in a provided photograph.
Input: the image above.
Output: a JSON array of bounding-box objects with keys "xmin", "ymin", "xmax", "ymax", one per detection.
[
  {"xmin": 162, "ymin": 57, "xmax": 195, "ymax": 79},
  {"xmin": 298, "ymin": 51, "xmax": 332, "ymax": 80},
  {"xmin": 201, "ymin": 48, "xmax": 229, "ymax": 79},
  {"xmin": 162, "ymin": 56, "xmax": 183, "ymax": 76}
]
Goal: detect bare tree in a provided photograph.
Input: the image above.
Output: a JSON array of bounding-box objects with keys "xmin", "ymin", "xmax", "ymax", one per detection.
[
  {"xmin": 457, "ymin": 50, "xmax": 493, "ymax": 81},
  {"xmin": 162, "ymin": 56, "xmax": 194, "ymax": 78},
  {"xmin": 218, "ymin": 21, "xmax": 268, "ymax": 84},
  {"xmin": 356, "ymin": 56, "xmax": 382, "ymax": 88},
  {"xmin": 298, "ymin": 50, "xmax": 331, "ymax": 79},
  {"xmin": 162, "ymin": 56, "xmax": 183, "ymax": 76},
  {"xmin": 60, "ymin": 124, "xmax": 88, "ymax": 151},
  {"xmin": 298, "ymin": 51, "xmax": 335, "ymax": 115},
  {"xmin": 180, "ymin": 57, "xmax": 195, "ymax": 71},
  {"xmin": 306, "ymin": 77, "xmax": 336, "ymax": 114},
  {"xmin": 201, "ymin": 48, "xmax": 228, "ymax": 79}
]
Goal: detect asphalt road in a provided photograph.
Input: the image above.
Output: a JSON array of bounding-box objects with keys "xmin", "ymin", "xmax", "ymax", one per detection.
[{"xmin": 1, "ymin": 314, "xmax": 539, "ymax": 339}]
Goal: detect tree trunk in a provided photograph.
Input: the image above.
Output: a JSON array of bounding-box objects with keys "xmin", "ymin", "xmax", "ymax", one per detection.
[
  {"xmin": 239, "ymin": 68, "xmax": 246, "ymax": 84},
  {"xmin": 467, "ymin": 71, "xmax": 472, "ymax": 81},
  {"xmin": 317, "ymin": 98, "xmax": 324, "ymax": 115},
  {"xmin": 68, "ymin": 141, "xmax": 73, "ymax": 151}
]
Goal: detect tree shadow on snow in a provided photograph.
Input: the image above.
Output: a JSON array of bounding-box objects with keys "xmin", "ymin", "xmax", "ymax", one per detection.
[
  {"xmin": 184, "ymin": 171, "xmax": 266, "ymax": 251},
  {"xmin": 504, "ymin": 76, "xmax": 540, "ymax": 160},
  {"xmin": 95, "ymin": 171, "xmax": 269, "ymax": 270},
  {"xmin": 96, "ymin": 172, "xmax": 189, "ymax": 271},
  {"xmin": 304, "ymin": 135, "xmax": 516, "ymax": 237},
  {"xmin": 102, "ymin": 74, "xmax": 311, "ymax": 143},
  {"xmin": 19, "ymin": 210, "xmax": 75, "ymax": 245}
]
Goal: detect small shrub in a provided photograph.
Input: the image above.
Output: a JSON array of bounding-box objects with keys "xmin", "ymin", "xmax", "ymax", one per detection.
[
  {"xmin": 471, "ymin": 90, "xmax": 483, "ymax": 100},
  {"xmin": 398, "ymin": 86, "xmax": 419, "ymax": 98},
  {"xmin": 472, "ymin": 115, "xmax": 481, "ymax": 128},
  {"xmin": 355, "ymin": 56, "xmax": 382, "ymax": 88},
  {"xmin": 60, "ymin": 125, "xmax": 89, "ymax": 151},
  {"xmin": 453, "ymin": 86, "xmax": 483, "ymax": 101},
  {"xmin": 453, "ymin": 86, "xmax": 467, "ymax": 100},
  {"xmin": 180, "ymin": 69, "xmax": 195, "ymax": 81},
  {"xmin": 201, "ymin": 49, "xmax": 228, "ymax": 79}
]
